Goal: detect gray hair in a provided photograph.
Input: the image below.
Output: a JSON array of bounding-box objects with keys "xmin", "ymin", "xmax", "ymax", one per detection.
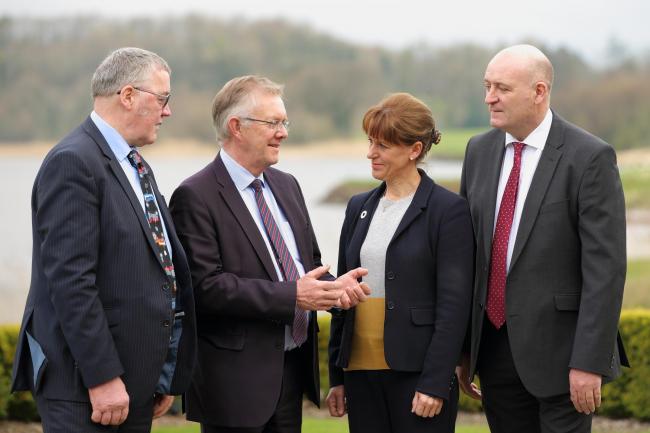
[
  {"xmin": 211, "ymin": 75, "xmax": 284, "ymax": 144},
  {"xmin": 91, "ymin": 47, "xmax": 171, "ymax": 98}
]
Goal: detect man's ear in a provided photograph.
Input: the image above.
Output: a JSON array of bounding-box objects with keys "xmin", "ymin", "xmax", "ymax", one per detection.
[
  {"xmin": 534, "ymin": 81, "xmax": 549, "ymax": 104},
  {"xmin": 117, "ymin": 85, "xmax": 136, "ymax": 109},
  {"xmin": 227, "ymin": 116, "xmax": 243, "ymax": 139}
]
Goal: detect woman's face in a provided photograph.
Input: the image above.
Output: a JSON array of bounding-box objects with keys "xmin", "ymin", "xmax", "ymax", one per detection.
[{"xmin": 366, "ymin": 136, "xmax": 419, "ymax": 182}]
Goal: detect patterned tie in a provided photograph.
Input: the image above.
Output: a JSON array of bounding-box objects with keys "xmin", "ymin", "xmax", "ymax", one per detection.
[
  {"xmin": 250, "ymin": 179, "xmax": 308, "ymax": 346},
  {"xmin": 127, "ymin": 150, "xmax": 177, "ymax": 299},
  {"xmin": 487, "ymin": 142, "xmax": 526, "ymax": 329}
]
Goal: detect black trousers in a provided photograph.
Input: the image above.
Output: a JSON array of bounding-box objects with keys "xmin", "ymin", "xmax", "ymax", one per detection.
[
  {"xmin": 201, "ymin": 349, "xmax": 304, "ymax": 433},
  {"xmin": 36, "ymin": 393, "xmax": 155, "ymax": 433},
  {"xmin": 343, "ymin": 370, "xmax": 458, "ymax": 433},
  {"xmin": 477, "ymin": 320, "xmax": 592, "ymax": 433}
]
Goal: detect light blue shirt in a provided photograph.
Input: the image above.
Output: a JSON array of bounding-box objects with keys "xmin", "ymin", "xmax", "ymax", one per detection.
[
  {"xmin": 90, "ymin": 111, "xmax": 173, "ymax": 258},
  {"xmin": 220, "ymin": 148, "xmax": 307, "ymax": 350}
]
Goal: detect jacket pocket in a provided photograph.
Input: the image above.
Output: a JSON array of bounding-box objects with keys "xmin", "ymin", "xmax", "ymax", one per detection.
[
  {"xmin": 554, "ymin": 294, "xmax": 580, "ymax": 311},
  {"xmin": 201, "ymin": 329, "xmax": 246, "ymax": 351},
  {"xmin": 410, "ymin": 308, "xmax": 435, "ymax": 326}
]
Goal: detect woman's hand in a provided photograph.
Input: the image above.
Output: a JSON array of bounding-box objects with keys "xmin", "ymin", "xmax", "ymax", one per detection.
[
  {"xmin": 411, "ymin": 391, "xmax": 443, "ymax": 418},
  {"xmin": 326, "ymin": 385, "xmax": 347, "ymax": 417}
]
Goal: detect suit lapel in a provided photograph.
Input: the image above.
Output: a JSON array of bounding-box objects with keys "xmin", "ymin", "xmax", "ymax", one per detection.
[
  {"xmin": 481, "ymin": 135, "xmax": 507, "ymax": 263},
  {"xmin": 82, "ymin": 118, "xmax": 167, "ymax": 270},
  {"xmin": 346, "ymin": 184, "xmax": 385, "ymax": 270},
  {"xmin": 212, "ymin": 155, "xmax": 280, "ymax": 281},
  {"xmin": 390, "ymin": 171, "xmax": 433, "ymax": 245},
  {"xmin": 510, "ymin": 116, "xmax": 564, "ymax": 269}
]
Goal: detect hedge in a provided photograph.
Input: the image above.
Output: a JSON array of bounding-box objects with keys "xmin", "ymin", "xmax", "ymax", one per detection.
[{"xmin": 1, "ymin": 310, "xmax": 649, "ymax": 421}]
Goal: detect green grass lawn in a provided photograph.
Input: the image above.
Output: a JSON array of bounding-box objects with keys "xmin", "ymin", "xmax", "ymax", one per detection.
[
  {"xmin": 151, "ymin": 418, "xmax": 492, "ymax": 433},
  {"xmin": 152, "ymin": 418, "xmax": 650, "ymax": 433}
]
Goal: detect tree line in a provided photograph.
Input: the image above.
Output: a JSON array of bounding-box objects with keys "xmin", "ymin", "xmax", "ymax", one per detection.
[{"xmin": 0, "ymin": 16, "xmax": 648, "ymax": 148}]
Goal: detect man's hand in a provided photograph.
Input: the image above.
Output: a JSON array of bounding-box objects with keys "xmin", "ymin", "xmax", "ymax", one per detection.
[
  {"xmin": 326, "ymin": 385, "xmax": 347, "ymax": 417},
  {"xmin": 336, "ymin": 267, "xmax": 370, "ymax": 309},
  {"xmin": 411, "ymin": 391, "xmax": 443, "ymax": 418},
  {"xmin": 88, "ymin": 377, "xmax": 130, "ymax": 425},
  {"xmin": 569, "ymin": 368, "xmax": 602, "ymax": 414},
  {"xmin": 297, "ymin": 265, "xmax": 345, "ymax": 310},
  {"xmin": 456, "ymin": 354, "xmax": 482, "ymax": 400},
  {"xmin": 152, "ymin": 394, "xmax": 175, "ymax": 419}
]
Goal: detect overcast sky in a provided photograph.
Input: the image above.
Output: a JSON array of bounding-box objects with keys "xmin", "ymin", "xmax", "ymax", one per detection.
[{"xmin": 2, "ymin": 0, "xmax": 648, "ymax": 64}]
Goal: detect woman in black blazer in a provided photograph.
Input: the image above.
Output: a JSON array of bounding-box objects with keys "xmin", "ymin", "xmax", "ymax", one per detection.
[{"xmin": 326, "ymin": 93, "xmax": 474, "ymax": 432}]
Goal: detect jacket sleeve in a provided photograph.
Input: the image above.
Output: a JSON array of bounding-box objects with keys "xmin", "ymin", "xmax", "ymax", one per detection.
[
  {"xmin": 416, "ymin": 198, "xmax": 475, "ymax": 399},
  {"xmin": 35, "ymin": 150, "xmax": 124, "ymax": 389},
  {"xmin": 327, "ymin": 196, "xmax": 359, "ymax": 387},
  {"xmin": 570, "ymin": 145, "xmax": 626, "ymax": 374}
]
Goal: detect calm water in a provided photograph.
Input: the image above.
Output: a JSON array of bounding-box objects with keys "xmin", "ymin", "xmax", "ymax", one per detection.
[{"xmin": 0, "ymin": 153, "xmax": 462, "ymax": 323}]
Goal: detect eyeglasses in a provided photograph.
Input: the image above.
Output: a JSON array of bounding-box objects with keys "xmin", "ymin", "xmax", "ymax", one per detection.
[
  {"xmin": 117, "ymin": 86, "xmax": 171, "ymax": 108},
  {"xmin": 244, "ymin": 117, "xmax": 290, "ymax": 132}
]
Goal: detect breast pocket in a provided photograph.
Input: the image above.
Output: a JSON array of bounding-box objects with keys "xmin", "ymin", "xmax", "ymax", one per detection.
[{"xmin": 539, "ymin": 199, "xmax": 569, "ymax": 215}]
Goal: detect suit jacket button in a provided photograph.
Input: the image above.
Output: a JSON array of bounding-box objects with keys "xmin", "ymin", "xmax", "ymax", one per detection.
[
  {"xmin": 386, "ymin": 301, "xmax": 394, "ymax": 310},
  {"xmin": 162, "ymin": 320, "xmax": 170, "ymax": 327},
  {"xmin": 386, "ymin": 271, "xmax": 395, "ymax": 280}
]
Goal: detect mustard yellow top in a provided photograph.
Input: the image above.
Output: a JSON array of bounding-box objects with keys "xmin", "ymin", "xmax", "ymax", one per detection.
[{"xmin": 346, "ymin": 298, "xmax": 390, "ymax": 370}]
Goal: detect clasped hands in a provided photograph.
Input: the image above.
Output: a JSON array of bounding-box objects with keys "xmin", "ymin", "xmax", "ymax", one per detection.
[{"xmin": 296, "ymin": 265, "xmax": 370, "ymax": 311}]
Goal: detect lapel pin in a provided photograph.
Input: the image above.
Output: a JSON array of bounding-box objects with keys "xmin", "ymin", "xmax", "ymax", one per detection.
[{"xmin": 360, "ymin": 210, "xmax": 367, "ymax": 219}]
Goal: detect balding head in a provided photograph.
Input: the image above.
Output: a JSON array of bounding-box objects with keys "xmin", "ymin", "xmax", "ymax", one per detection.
[
  {"xmin": 483, "ymin": 44, "xmax": 553, "ymax": 140},
  {"xmin": 491, "ymin": 44, "xmax": 554, "ymax": 92}
]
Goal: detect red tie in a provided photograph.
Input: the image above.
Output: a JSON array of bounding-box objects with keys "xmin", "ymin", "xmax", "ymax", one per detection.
[{"xmin": 487, "ymin": 142, "xmax": 526, "ymax": 329}]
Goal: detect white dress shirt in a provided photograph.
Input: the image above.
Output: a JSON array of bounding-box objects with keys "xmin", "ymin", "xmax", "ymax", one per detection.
[
  {"xmin": 494, "ymin": 109, "xmax": 553, "ymax": 272},
  {"xmin": 220, "ymin": 148, "xmax": 307, "ymax": 350}
]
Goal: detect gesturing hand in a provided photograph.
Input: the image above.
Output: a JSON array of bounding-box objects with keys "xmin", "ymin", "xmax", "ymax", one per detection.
[
  {"xmin": 88, "ymin": 376, "xmax": 130, "ymax": 425},
  {"xmin": 336, "ymin": 267, "xmax": 370, "ymax": 309},
  {"xmin": 296, "ymin": 265, "xmax": 345, "ymax": 310}
]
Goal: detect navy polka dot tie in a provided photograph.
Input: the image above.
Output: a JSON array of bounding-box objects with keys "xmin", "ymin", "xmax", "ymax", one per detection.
[{"xmin": 487, "ymin": 142, "xmax": 525, "ymax": 329}]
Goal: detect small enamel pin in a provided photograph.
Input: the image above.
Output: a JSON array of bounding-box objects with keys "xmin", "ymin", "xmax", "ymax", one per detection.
[{"xmin": 360, "ymin": 210, "xmax": 367, "ymax": 219}]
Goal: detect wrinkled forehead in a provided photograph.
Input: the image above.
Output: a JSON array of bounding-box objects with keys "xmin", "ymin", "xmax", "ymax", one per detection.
[
  {"xmin": 249, "ymin": 91, "xmax": 287, "ymax": 117},
  {"xmin": 484, "ymin": 53, "xmax": 533, "ymax": 85}
]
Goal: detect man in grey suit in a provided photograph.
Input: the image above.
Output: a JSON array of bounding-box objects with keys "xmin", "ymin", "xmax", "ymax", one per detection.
[
  {"xmin": 11, "ymin": 47, "xmax": 196, "ymax": 433},
  {"xmin": 456, "ymin": 45, "xmax": 628, "ymax": 433}
]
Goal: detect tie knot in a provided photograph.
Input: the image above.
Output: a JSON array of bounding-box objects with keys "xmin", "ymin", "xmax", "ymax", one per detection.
[
  {"xmin": 127, "ymin": 149, "xmax": 142, "ymax": 169},
  {"xmin": 513, "ymin": 142, "xmax": 526, "ymax": 155},
  {"xmin": 250, "ymin": 179, "xmax": 263, "ymax": 193}
]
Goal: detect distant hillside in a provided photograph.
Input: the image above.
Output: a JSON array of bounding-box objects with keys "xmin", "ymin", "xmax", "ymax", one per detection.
[{"xmin": 0, "ymin": 16, "xmax": 648, "ymax": 148}]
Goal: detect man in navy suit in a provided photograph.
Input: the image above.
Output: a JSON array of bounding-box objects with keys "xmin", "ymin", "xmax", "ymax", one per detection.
[{"xmin": 11, "ymin": 47, "xmax": 197, "ymax": 433}]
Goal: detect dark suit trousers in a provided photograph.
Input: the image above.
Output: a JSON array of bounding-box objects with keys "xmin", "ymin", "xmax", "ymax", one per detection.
[
  {"xmin": 344, "ymin": 370, "xmax": 458, "ymax": 433},
  {"xmin": 36, "ymin": 394, "xmax": 154, "ymax": 433},
  {"xmin": 201, "ymin": 349, "xmax": 304, "ymax": 433},
  {"xmin": 477, "ymin": 319, "xmax": 592, "ymax": 433}
]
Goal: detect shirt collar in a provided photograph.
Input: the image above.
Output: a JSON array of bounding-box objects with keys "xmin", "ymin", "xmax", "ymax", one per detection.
[
  {"xmin": 504, "ymin": 108, "xmax": 553, "ymax": 150},
  {"xmin": 90, "ymin": 111, "xmax": 134, "ymax": 162},
  {"xmin": 220, "ymin": 148, "xmax": 266, "ymax": 192}
]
